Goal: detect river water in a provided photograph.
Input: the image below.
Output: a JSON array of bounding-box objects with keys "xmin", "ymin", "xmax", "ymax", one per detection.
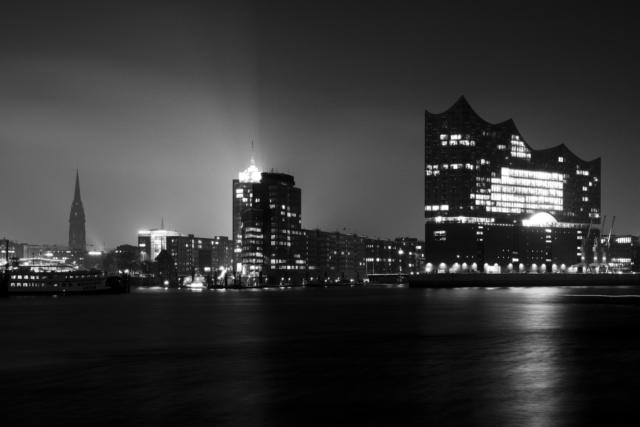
[{"xmin": 2, "ymin": 285, "xmax": 640, "ymax": 426}]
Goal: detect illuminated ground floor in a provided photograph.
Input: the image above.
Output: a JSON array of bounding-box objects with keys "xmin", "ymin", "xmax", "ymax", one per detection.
[{"xmin": 424, "ymin": 220, "xmax": 600, "ymax": 274}]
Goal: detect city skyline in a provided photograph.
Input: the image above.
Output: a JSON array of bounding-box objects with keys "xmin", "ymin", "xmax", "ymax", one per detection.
[{"xmin": 2, "ymin": 2, "xmax": 639, "ymax": 248}]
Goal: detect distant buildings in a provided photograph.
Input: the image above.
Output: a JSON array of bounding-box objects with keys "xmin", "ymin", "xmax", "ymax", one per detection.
[
  {"xmin": 166, "ymin": 235, "xmax": 232, "ymax": 275},
  {"xmin": 424, "ymin": 96, "xmax": 602, "ymax": 273},
  {"xmin": 0, "ymin": 240, "xmax": 20, "ymax": 261},
  {"xmin": 137, "ymin": 227, "xmax": 233, "ymax": 276},
  {"xmin": 232, "ymin": 157, "xmax": 425, "ymax": 283},
  {"xmin": 0, "ymin": 240, "xmax": 102, "ymax": 269},
  {"xmin": 604, "ymin": 235, "xmax": 640, "ymax": 272},
  {"xmin": 302, "ymin": 229, "xmax": 366, "ymax": 280},
  {"xmin": 138, "ymin": 223, "xmax": 180, "ymax": 262}
]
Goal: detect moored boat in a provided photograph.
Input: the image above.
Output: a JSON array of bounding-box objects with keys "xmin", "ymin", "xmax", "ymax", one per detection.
[{"xmin": 4, "ymin": 258, "xmax": 110, "ymax": 294}]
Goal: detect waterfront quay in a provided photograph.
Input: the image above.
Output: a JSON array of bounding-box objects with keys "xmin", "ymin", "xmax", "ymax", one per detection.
[{"xmin": 408, "ymin": 273, "xmax": 640, "ymax": 288}]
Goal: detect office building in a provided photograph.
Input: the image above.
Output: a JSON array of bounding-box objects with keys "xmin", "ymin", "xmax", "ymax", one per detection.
[
  {"xmin": 424, "ymin": 96, "xmax": 601, "ymax": 272},
  {"xmin": 138, "ymin": 221, "xmax": 180, "ymax": 262},
  {"xmin": 605, "ymin": 235, "xmax": 640, "ymax": 272},
  {"xmin": 138, "ymin": 226, "xmax": 232, "ymax": 276},
  {"xmin": 395, "ymin": 237, "xmax": 426, "ymax": 274},
  {"xmin": 232, "ymin": 155, "xmax": 263, "ymax": 271},
  {"xmin": 236, "ymin": 169, "xmax": 302, "ymax": 278},
  {"xmin": 1, "ymin": 240, "xmax": 20, "ymax": 262},
  {"xmin": 166, "ymin": 234, "xmax": 233, "ymax": 275},
  {"xmin": 302, "ymin": 230, "xmax": 367, "ymax": 281}
]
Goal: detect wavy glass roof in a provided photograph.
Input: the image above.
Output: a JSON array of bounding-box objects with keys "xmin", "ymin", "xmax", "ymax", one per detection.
[{"xmin": 424, "ymin": 96, "xmax": 601, "ymax": 224}]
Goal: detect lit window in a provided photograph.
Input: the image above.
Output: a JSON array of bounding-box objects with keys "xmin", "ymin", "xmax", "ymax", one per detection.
[{"xmin": 434, "ymin": 231, "xmax": 446, "ymax": 241}]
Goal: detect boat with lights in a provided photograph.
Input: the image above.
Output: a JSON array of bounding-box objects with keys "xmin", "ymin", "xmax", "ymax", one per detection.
[
  {"xmin": 3, "ymin": 258, "xmax": 110, "ymax": 294},
  {"xmin": 181, "ymin": 274, "xmax": 207, "ymax": 289}
]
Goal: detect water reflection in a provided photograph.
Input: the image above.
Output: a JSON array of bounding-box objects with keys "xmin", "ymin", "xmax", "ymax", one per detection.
[
  {"xmin": 494, "ymin": 288, "xmax": 565, "ymax": 426},
  {"xmin": 2, "ymin": 286, "xmax": 640, "ymax": 425}
]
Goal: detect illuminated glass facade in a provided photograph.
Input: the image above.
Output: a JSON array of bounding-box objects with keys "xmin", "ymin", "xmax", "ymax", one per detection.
[
  {"xmin": 232, "ymin": 157, "xmax": 263, "ymax": 271},
  {"xmin": 138, "ymin": 228, "xmax": 180, "ymax": 261},
  {"xmin": 234, "ymin": 171, "xmax": 303, "ymax": 278},
  {"xmin": 424, "ymin": 97, "xmax": 601, "ymax": 272}
]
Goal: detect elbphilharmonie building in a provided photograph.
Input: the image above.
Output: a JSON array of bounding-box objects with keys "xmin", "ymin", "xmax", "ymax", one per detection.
[{"xmin": 424, "ymin": 97, "xmax": 601, "ymax": 273}]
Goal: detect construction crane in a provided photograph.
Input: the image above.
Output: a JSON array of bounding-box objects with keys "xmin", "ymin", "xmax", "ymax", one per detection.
[
  {"xmin": 607, "ymin": 216, "xmax": 616, "ymax": 248},
  {"xmin": 605, "ymin": 216, "xmax": 616, "ymax": 273},
  {"xmin": 582, "ymin": 218, "xmax": 595, "ymax": 273}
]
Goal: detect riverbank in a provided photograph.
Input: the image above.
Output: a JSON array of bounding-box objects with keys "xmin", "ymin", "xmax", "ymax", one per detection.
[{"xmin": 408, "ymin": 273, "xmax": 640, "ymax": 288}]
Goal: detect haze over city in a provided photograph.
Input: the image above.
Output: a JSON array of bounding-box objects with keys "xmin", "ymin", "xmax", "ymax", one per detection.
[{"xmin": 2, "ymin": 1, "xmax": 638, "ymax": 248}]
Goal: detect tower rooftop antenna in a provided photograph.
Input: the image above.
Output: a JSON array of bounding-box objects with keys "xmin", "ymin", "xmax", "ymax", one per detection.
[{"xmin": 251, "ymin": 141, "xmax": 255, "ymax": 166}]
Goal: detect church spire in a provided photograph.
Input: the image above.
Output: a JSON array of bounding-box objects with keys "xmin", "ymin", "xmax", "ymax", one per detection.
[
  {"xmin": 161, "ymin": 217, "xmax": 164, "ymax": 230},
  {"xmin": 69, "ymin": 170, "xmax": 86, "ymax": 251},
  {"xmin": 74, "ymin": 169, "xmax": 81, "ymax": 201}
]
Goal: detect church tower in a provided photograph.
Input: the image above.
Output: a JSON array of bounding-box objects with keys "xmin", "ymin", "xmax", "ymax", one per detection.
[{"xmin": 68, "ymin": 170, "xmax": 86, "ymax": 251}]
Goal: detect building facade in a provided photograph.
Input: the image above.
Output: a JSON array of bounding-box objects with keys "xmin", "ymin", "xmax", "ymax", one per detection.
[
  {"xmin": 232, "ymin": 156, "xmax": 263, "ymax": 271},
  {"xmin": 395, "ymin": 237, "xmax": 426, "ymax": 274},
  {"xmin": 166, "ymin": 234, "xmax": 233, "ymax": 275},
  {"xmin": 138, "ymin": 228, "xmax": 233, "ymax": 276},
  {"xmin": 302, "ymin": 230, "xmax": 367, "ymax": 281},
  {"xmin": 232, "ymin": 156, "xmax": 426, "ymax": 283},
  {"xmin": 236, "ymin": 169, "xmax": 303, "ymax": 278},
  {"xmin": 604, "ymin": 235, "xmax": 640, "ymax": 272},
  {"xmin": 138, "ymin": 227, "xmax": 181, "ymax": 262},
  {"xmin": 424, "ymin": 97, "xmax": 601, "ymax": 273}
]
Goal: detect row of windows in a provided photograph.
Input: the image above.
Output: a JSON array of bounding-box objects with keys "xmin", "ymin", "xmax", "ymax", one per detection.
[
  {"xmin": 11, "ymin": 274, "xmax": 101, "ymax": 280},
  {"xmin": 11, "ymin": 281, "xmax": 101, "ymax": 287}
]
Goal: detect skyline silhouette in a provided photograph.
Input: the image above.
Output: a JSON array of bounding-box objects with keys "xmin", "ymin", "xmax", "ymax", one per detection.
[{"xmin": 2, "ymin": 1, "xmax": 638, "ymax": 248}]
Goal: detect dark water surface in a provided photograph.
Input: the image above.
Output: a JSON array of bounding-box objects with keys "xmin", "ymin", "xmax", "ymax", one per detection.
[{"xmin": 2, "ymin": 285, "xmax": 640, "ymax": 426}]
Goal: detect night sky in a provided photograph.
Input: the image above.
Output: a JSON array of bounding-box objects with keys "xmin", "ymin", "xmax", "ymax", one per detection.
[{"xmin": 2, "ymin": 1, "xmax": 638, "ymax": 249}]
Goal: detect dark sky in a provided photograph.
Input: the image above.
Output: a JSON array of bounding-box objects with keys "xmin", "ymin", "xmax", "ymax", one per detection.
[{"xmin": 1, "ymin": 1, "xmax": 639, "ymax": 249}]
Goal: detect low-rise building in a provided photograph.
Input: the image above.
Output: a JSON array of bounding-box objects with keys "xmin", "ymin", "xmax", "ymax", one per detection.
[
  {"xmin": 605, "ymin": 235, "xmax": 640, "ymax": 272},
  {"xmin": 138, "ymin": 228, "xmax": 233, "ymax": 276}
]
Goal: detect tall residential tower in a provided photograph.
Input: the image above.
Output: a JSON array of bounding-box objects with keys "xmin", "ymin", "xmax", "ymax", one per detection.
[{"xmin": 233, "ymin": 155, "xmax": 302, "ymax": 277}]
